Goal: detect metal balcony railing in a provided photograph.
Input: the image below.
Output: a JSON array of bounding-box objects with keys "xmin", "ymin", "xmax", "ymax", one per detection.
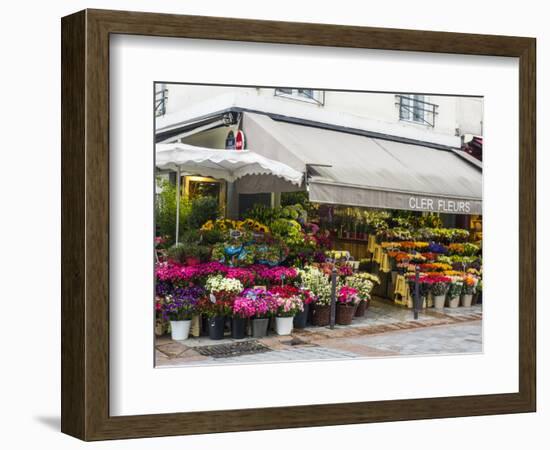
[
  {"xmin": 155, "ymin": 88, "xmax": 168, "ymax": 117},
  {"xmin": 395, "ymin": 94, "xmax": 438, "ymax": 127},
  {"xmin": 275, "ymin": 88, "xmax": 325, "ymax": 106}
]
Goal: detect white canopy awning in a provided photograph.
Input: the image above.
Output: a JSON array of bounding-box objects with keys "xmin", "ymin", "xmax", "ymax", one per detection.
[{"xmin": 156, "ymin": 143, "xmax": 304, "ymax": 188}]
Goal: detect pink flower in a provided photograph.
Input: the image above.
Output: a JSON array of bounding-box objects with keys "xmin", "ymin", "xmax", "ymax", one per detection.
[{"xmin": 337, "ymin": 286, "xmax": 360, "ymax": 304}]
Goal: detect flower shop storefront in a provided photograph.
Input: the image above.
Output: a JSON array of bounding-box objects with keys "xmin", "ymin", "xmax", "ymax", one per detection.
[{"xmin": 154, "ymin": 110, "xmax": 482, "ymax": 343}]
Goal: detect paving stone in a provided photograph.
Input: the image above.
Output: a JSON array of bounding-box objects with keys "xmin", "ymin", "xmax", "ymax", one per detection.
[{"xmin": 155, "ymin": 341, "xmax": 190, "ymax": 358}]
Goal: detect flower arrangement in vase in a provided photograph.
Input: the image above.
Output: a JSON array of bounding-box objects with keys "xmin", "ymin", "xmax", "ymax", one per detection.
[
  {"xmin": 298, "ymin": 266, "xmax": 332, "ymax": 326},
  {"xmin": 345, "ymin": 273, "xmax": 375, "ymax": 316},
  {"xmin": 160, "ymin": 293, "xmax": 198, "ymax": 341},
  {"xmin": 238, "ymin": 288, "xmax": 276, "ymax": 338},
  {"xmin": 272, "ymin": 295, "xmax": 304, "ymax": 335},
  {"xmin": 461, "ymin": 274, "xmax": 478, "ymax": 307},
  {"xmin": 427, "ymin": 276, "xmax": 451, "ymax": 309},
  {"xmin": 447, "ymin": 277, "xmax": 464, "ymax": 308},
  {"xmin": 203, "ymin": 275, "xmax": 243, "ymax": 340}
]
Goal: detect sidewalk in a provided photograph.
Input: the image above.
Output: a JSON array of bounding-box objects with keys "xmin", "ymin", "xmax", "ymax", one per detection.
[{"xmin": 155, "ymin": 298, "xmax": 482, "ymax": 367}]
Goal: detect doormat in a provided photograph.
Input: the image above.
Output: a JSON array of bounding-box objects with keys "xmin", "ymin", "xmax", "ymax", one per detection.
[{"xmin": 194, "ymin": 340, "xmax": 272, "ymax": 358}]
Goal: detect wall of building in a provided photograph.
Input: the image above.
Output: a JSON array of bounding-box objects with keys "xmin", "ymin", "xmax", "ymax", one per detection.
[{"xmin": 159, "ymin": 84, "xmax": 484, "ymax": 142}]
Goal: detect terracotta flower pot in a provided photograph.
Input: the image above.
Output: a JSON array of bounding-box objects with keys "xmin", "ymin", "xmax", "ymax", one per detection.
[
  {"xmin": 336, "ymin": 304, "xmax": 355, "ymax": 325},
  {"xmin": 311, "ymin": 304, "xmax": 331, "ymax": 327}
]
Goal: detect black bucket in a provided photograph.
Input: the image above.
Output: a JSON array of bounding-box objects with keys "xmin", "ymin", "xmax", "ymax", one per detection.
[
  {"xmin": 231, "ymin": 317, "xmax": 247, "ymax": 339},
  {"xmin": 293, "ymin": 303, "xmax": 309, "ymax": 329},
  {"xmin": 208, "ymin": 316, "xmax": 225, "ymax": 340}
]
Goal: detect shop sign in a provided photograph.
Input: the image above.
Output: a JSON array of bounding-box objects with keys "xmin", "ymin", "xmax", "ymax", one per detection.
[
  {"xmin": 225, "ymin": 130, "xmax": 235, "ymax": 149},
  {"xmin": 235, "ymin": 130, "xmax": 245, "ymax": 150},
  {"xmin": 408, "ymin": 196, "xmax": 472, "ymax": 213}
]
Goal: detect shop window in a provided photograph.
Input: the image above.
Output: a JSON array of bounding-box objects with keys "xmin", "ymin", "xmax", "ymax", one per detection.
[
  {"xmin": 184, "ymin": 176, "xmax": 226, "ymax": 213},
  {"xmin": 396, "ymin": 94, "xmax": 437, "ymax": 127},
  {"xmin": 274, "ymin": 88, "xmax": 325, "ymax": 105},
  {"xmin": 238, "ymin": 193, "xmax": 272, "ymax": 219}
]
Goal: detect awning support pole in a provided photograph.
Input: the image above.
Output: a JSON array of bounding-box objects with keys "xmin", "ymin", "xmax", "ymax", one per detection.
[
  {"xmin": 330, "ymin": 267, "xmax": 337, "ymax": 329},
  {"xmin": 175, "ymin": 166, "xmax": 181, "ymax": 245},
  {"xmin": 413, "ymin": 265, "xmax": 420, "ymax": 320}
]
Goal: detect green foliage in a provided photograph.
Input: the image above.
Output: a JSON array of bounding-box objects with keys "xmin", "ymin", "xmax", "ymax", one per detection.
[
  {"xmin": 281, "ymin": 191, "xmax": 309, "ymax": 207},
  {"xmin": 166, "ymin": 242, "xmax": 211, "ymax": 263},
  {"xmin": 155, "ymin": 178, "xmax": 191, "ymax": 245},
  {"xmin": 180, "ymin": 229, "xmax": 201, "ymax": 244},
  {"xmin": 270, "ymin": 218, "xmax": 304, "ymax": 247},
  {"xmin": 246, "ymin": 204, "xmax": 279, "ymax": 224},
  {"xmin": 245, "ymin": 203, "xmax": 306, "ymax": 225},
  {"xmin": 187, "ymin": 196, "xmax": 220, "ymax": 229},
  {"xmin": 447, "ymin": 281, "xmax": 463, "ymax": 298},
  {"xmin": 166, "ymin": 243, "xmax": 186, "ymax": 262},
  {"xmin": 200, "ymin": 229, "xmax": 226, "ymax": 245}
]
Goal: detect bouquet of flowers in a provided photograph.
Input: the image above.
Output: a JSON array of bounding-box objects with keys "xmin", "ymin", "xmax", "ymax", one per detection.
[
  {"xmin": 462, "ymin": 274, "xmax": 479, "ymax": 294},
  {"xmin": 232, "ymin": 296, "xmax": 257, "ymax": 319},
  {"xmin": 160, "ymin": 294, "xmax": 197, "ymax": 321},
  {"xmin": 297, "ymin": 266, "xmax": 332, "ymax": 305},
  {"xmin": 447, "ymin": 277, "xmax": 464, "ymax": 298},
  {"xmin": 205, "ymin": 274, "xmax": 243, "ymax": 295},
  {"xmin": 269, "ymin": 285, "xmax": 317, "ymax": 306},
  {"xmin": 345, "ymin": 274, "xmax": 375, "ymax": 302},
  {"xmin": 268, "ymin": 285, "xmax": 299, "ymax": 298},
  {"xmin": 337, "ymin": 286, "xmax": 360, "ymax": 305},
  {"xmin": 239, "ymin": 288, "xmax": 278, "ymax": 318},
  {"xmin": 430, "ymin": 279, "xmax": 450, "ymax": 296},
  {"xmin": 273, "ymin": 295, "xmax": 304, "ymax": 317},
  {"xmin": 251, "ymin": 265, "xmax": 298, "ymax": 285}
]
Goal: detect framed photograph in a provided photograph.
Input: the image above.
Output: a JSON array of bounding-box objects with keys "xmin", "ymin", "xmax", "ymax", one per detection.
[{"xmin": 61, "ymin": 9, "xmax": 536, "ymax": 441}]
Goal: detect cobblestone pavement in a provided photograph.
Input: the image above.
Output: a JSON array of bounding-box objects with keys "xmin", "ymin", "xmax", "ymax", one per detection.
[{"xmin": 155, "ymin": 299, "xmax": 482, "ymax": 367}]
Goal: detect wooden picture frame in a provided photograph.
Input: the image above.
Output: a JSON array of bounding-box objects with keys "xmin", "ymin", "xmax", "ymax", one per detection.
[{"xmin": 61, "ymin": 9, "xmax": 536, "ymax": 441}]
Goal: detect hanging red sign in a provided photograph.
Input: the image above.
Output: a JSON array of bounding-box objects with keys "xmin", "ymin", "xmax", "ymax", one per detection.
[{"xmin": 235, "ymin": 130, "xmax": 245, "ymax": 150}]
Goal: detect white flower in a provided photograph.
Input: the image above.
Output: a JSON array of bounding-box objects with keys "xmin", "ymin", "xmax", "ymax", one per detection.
[
  {"xmin": 298, "ymin": 266, "xmax": 332, "ymax": 305},
  {"xmin": 205, "ymin": 275, "xmax": 243, "ymax": 294}
]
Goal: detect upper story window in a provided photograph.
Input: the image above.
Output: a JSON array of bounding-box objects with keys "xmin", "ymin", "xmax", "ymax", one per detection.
[
  {"xmin": 155, "ymin": 84, "xmax": 168, "ymax": 117},
  {"xmin": 275, "ymin": 88, "xmax": 325, "ymax": 106},
  {"xmin": 396, "ymin": 94, "xmax": 438, "ymax": 127}
]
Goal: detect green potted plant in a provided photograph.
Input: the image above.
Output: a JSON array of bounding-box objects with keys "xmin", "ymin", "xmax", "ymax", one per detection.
[
  {"xmin": 161, "ymin": 295, "xmax": 197, "ymax": 341},
  {"xmin": 447, "ymin": 278, "xmax": 463, "ymax": 308}
]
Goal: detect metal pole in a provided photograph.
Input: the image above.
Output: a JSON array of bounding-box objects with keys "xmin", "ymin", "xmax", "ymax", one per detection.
[
  {"xmin": 330, "ymin": 267, "xmax": 337, "ymax": 329},
  {"xmin": 175, "ymin": 166, "xmax": 181, "ymax": 245},
  {"xmin": 414, "ymin": 265, "xmax": 420, "ymax": 320}
]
